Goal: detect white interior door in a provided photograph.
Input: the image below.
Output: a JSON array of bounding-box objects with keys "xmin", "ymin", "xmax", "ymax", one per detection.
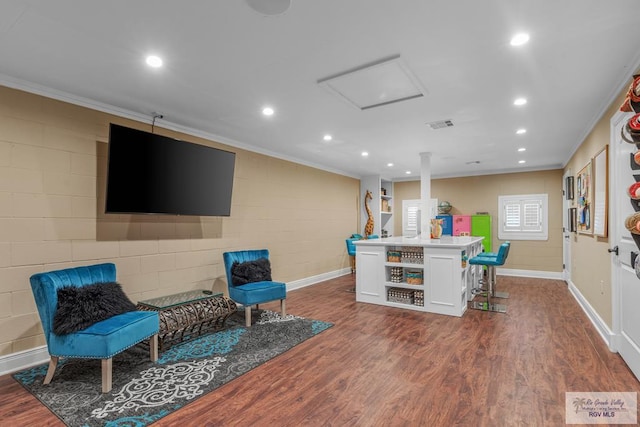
[
  {"xmin": 611, "ymin": 110, "xmax": 640, "ymax": 381},
  {"xmin": 563, "ymin": 170, "xmax": 572, "ymax": 281}
]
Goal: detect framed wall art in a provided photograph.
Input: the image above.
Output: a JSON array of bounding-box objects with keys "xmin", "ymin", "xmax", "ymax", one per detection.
[
  {"xmin": 577, "ymin": 161, "xmax": 592, "ymax": 234},
  {"xmin": 565, "ymin": 176, "xmax": 574, "ymax": 200},
  {"xmin": 592, "ymin": 145, "xmax": 608, "ymax": 237},
  {"xmin": 569, "ymin": 207, "xmax": 577, "ymax": 233}
]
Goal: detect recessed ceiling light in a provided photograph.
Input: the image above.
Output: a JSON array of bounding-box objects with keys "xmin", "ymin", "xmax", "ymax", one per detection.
[
  {"xmin": 387, "ymin": 163, "xmax": 394, "ymax": 167},
  {"xmin": 262, "ymin": 106, "xmax": 274, "ymax": 116},
  {"xmin": 518, "ymin": 148, "xmax": 526, "ymax": 152},
  {"xmin": 510, "ymin": 33, "xmax": 530, "ymax": 46},
  {"xmin": 518, "ymin": 160, "xmax": 526, "ymax": 164},
  {"xmin": 245, "ymin": 0, "xmax": 291, "ymax": 16},
  {"xmin": 145, "ymin": 55, "xmax": 163, "ymax": 68},
  {"xmin": 513, "ymin": 98, "xmax": 527, "ymax": 106},
  {"xmin": 361, "ymin": 151, "xmax": 369, "ymax": 157},
  {"xmin": 323, "ymin": 134, "xmax": 332, "ymax": 141},
  {"xmin": 405, "ymin": 171, "xmax": 411, "ymax": 175},
  {"xmin": 516, "ymin": 128, "xmax": 527, "ymax": 135}
]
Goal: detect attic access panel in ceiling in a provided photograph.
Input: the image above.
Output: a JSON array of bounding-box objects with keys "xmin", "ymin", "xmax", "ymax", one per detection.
[{"xmin": 318, "ymin": 55, "xmax": 427, "ymax": 110}]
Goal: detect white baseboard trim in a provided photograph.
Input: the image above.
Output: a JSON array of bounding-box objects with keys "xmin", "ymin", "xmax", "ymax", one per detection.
[
  {"xmin": 497, "ymin": 268, "xmax": 564, "ymax": 280},
  {"xmin": 0, "ymin": 268, "xmax": 353, "ymax": 376},
  {"xmin": 567, "ymin": 280, "xmax": 615, "ymax": 352},
  {"xmin": 0, "ymin": 345, "xmax": 49, "ymax": 377},
  {"xmin": 287, "ymin": 268, "xmax": 351, "ymax": 291}
]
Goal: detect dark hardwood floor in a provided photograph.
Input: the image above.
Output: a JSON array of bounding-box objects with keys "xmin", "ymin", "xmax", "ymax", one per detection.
[{"xmin": 1, "ymin": 275, "xmax": 639, "ymax": 426}]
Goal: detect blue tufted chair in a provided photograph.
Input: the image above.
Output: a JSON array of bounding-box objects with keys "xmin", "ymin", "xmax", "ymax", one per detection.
[
  {"xmin": 30, "ymin": 263, "xmax": 159, "ymax": 393},
  {"xmin": 223, "ymin": 249, "xmax": 286, "ymax": 327}
]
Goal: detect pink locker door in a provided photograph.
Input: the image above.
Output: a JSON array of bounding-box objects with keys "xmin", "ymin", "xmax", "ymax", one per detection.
[{"xmin": 452, "ymin": 215, "xmax": 471, "ymax": 236}]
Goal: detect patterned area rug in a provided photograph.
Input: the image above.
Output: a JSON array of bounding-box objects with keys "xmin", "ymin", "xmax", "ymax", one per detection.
[{"xmin": 13, "ymin": 310, "xmax": 332, "ymax": 427}]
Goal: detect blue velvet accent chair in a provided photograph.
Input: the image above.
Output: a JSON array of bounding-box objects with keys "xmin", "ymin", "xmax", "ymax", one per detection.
[
  {"xmin": 29, "ymin": 263, "xmax": 159, "ymax": 393},
  {"xmin": 223, "ymin": 249, "xmax": 287, "ymax": 327}
]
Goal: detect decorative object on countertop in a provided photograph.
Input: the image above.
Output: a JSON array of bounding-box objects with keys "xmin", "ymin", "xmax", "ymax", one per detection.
[
  {"xmin": 430, "ymin": 218, "xmax": 443, "ymax": 239},
  {"xmin": 438, "ymin": 200, "xmax": 452, "ymax": 214}
]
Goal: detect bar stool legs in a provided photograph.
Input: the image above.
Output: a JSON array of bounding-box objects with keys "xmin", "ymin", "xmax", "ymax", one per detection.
[
  {"xmin": 492, "ymin": 270, "xmax": 509, "ymax": 299},
  {"xmin": 470, "ymin": 265, "xmax": 507, "ymax": 313},
  {"xmin": 488, "ymin": 267, "xmax": 509, "ymax": 299}
]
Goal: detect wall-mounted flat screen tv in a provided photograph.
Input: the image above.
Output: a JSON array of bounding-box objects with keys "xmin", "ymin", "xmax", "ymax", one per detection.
[{"xmin": 105, "ymin": 123, "xmax": 235, "ymax": 216}]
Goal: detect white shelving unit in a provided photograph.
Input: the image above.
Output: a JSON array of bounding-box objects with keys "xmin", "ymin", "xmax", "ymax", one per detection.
[
  {"xmin": 354, "ymin": 236, "xmax": 484, "ymax": 317},
  {"xmin": 361, "ymin": 175, "xmax": 393, "ymax": 237}
]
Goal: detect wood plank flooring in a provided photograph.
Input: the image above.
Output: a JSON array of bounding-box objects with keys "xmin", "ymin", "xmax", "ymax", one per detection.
[{"xmin": 1, "ymin": 275, "xmax": 639, "ymax": 426}]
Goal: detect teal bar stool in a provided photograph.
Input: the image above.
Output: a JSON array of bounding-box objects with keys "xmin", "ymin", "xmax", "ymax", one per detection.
[
  {"xmin": 469, "ymin": 243, "xmax": 509, "ymax": 313},
  {"xmin": 476, "ymin": 242, "xmax": 510, "ymax": 299},
  {"xmin": 345, "ymin": 238, "xmax": 358, "ymax": 273}
]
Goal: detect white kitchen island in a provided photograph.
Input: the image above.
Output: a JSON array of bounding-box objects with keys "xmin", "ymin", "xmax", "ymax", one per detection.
[{"xmin": 354, "ymin": 235, "xmax": 484, "ymax": 317}]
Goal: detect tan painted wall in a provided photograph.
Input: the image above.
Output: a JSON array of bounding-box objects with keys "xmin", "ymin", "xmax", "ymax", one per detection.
[
  {"xmin": 563, "ymin": 88, "xmax": 628, "ymax": 328},
  {"xmin": 0, "ymin": 86, "xmax": 359, "ymax": 356},
  {"xmin": 393, "ymin": 169, "xmax": 564, "ymax": 272}
]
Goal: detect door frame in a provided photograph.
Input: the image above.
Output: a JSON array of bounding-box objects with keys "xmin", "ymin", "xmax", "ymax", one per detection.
[
  {"xmin": 610, "ymin": 110, "xmax": 627, "ymax": 351},
  {"xmin": 562, "ymin": 169, "xmax": 572, "ymax": 282}
]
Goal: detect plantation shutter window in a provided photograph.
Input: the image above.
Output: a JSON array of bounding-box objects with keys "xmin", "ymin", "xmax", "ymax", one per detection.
[
  {"xmin": 402, "ymin": 199, "xmax": 421, "ymax": 236},
  {"xmin": 498, "ymin": 194, "xmax": 548, "ymax": 240},
  {"xmin": 504, "ymin": 202, "xmax": 521, "ymax": 230},
  {"xmin": 407, "ymin": 206, "xmax": 418, "ymax": 231}
]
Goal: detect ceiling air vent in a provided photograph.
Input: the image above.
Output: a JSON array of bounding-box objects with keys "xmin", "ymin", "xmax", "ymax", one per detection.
[{"xmin": 427, "ymin": 119, "xmax": 453, "ymax": 130}]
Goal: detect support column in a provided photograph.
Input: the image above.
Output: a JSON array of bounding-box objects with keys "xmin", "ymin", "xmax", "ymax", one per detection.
[{"xmin": 420, "ymin": 152, "xmax": 432, "ymax": 238}]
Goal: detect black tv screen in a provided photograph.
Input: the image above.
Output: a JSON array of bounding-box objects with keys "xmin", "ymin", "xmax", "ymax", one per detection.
[{"xmin": 105, "ymin": 124, "xmax": 235, "ymax": 216}]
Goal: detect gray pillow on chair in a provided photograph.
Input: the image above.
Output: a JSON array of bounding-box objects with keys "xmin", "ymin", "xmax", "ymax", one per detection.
[{"xmin": 53, "ymin": 282, "xmax": 137, "ymax": 335}]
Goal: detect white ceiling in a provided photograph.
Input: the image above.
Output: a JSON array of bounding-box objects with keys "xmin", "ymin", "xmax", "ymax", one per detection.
[{"xmin": 1, "ymin": 0, "xmax": 639, "ymax": 180}]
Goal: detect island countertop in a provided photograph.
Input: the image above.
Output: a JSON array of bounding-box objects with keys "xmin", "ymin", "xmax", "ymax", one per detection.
[{"xmin": 353, "ymin": 235, "xmax": 484, "ymax": 248}]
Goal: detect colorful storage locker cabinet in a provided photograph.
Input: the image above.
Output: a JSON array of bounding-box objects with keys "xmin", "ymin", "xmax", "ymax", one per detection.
[
  {"xmin": 436, "ymin": 214, "xmax": 452, "ymax": 235},
  {"xmin": 452, "ymin": 215, "xmax": 471, "ymax": 236},
  {"xmin": 471, "ymin": 214, "xmax": 492, "ymax": 252}
]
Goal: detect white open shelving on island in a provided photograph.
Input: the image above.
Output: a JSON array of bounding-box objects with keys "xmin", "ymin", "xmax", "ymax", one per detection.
[{"xmin": 354, "ymin": 235, "xmax": 484, "ymax": 317}]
